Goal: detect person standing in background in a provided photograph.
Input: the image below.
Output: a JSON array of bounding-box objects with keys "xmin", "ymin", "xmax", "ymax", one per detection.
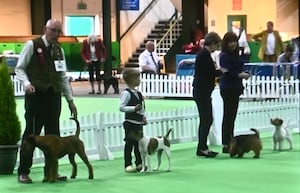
[
  {"xmin": 252, "ymin": 21, "xmax": 284, "ymax": 62},
  {"xmin": 219, "ymin": 32, "xmax": 250, "ymax": 153},
  {"xmin": 138, "ymin": 41, "xmax": 162, "ymax": 74},
  {"xmin": 81, "ymin": 34, "xmax": 106, "ymax": 94},
  {"xmin": 15, "ymin": 19, "xmax": 78, "ymax": 183},
  {"xmin": 193, "ymin": 32, "xmax": 225, "ymax": 158}
]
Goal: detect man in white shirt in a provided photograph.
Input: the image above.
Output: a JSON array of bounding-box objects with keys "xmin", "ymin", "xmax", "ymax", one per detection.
[{"xmin": 138, "ymin": 41, "xmax": 162, "ymax": 74}]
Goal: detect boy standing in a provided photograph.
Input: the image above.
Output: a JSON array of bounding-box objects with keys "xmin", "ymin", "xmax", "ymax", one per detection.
[{"xmin": 119, "ymin": 68, "xmax": 146, "ymax": 172}]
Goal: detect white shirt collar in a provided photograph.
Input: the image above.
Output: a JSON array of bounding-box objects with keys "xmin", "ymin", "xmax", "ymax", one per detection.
[{"xmin": 41, "ymin": 35, "xmax": 52, "ymax": 47}]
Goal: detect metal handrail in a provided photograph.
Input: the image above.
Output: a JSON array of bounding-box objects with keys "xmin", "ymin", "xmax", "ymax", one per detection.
[
  {"xmin": 155, "ymin": 13, "xmax": 182, "ymax": 55},
  {"xmin": 156, "ymin": 15, "xmax": 182, "ymax": 47}
]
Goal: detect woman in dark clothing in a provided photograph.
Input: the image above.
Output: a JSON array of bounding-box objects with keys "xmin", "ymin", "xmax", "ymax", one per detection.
[
  {"xmin": 193, "ymin": 32, "xmax": 224, "ymax": 158},
  {"xmin": 219, "ymin": 32, "xmax": 250, "ymax": 153}
]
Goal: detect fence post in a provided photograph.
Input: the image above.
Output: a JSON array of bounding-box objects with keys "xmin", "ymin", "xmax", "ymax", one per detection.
[{"xmin": 97, "ymin": 112, "xmax": 114, "ymax": 160}]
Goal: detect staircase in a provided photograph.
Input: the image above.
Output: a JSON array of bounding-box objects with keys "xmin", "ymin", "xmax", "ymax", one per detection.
[{"xmin": 124, "ymin": 14, "xmax": 182, "ymax": 68}]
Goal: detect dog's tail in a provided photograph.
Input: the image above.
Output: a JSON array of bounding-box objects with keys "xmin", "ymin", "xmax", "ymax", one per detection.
[
  {"xmin": 284, "ymin": 118, "xmax": 292, "ymax": 131},
  {"xmin": 250, "ymin": 128, "xmax": 260, "ymax": 138},
  {"xmin": 165, "ymin": 128, "xmax": 172, "ymax": 138},
  {"xmin": 70, "ymin": 117, "xmax": 80, "ymax": 138}
]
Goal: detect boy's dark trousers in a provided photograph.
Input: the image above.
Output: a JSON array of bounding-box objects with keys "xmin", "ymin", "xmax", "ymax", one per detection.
[{"xmin": 123, "ymin": 121, "xmax": 142, "ymax": 168}]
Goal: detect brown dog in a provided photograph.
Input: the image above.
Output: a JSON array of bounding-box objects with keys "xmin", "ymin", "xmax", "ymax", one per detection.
[
  {"xmin": 22, "ymin": 117, "xmax": 93, "ymax": 182},
  {"xmin": 229, "ymin": 128, "xmax": 262, "ymax": 158}
]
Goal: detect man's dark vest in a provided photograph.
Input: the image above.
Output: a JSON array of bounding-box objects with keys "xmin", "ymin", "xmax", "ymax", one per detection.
[
  {"xmin": 124, "ymin": 88, "xmax": 144, "ymax": 122},
  {"xmin": 26, "ymin": 37, "xmax": 63, "ymax": 93}
]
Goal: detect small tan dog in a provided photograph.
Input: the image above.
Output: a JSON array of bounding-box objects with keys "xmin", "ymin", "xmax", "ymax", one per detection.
[
  {"xmin": 22, "ymin": 118, "xmax": 93, "ymax": 182},
  {"xmin": 270, "ymin": 118, "xmax": 293, "ymax": 151},
  {"xmin": 229, "ymin": 128, "xmax": 262, "ymax": 158},
  {"xmin": 132, "ymin": 129, "xmax": 172, "ymax": 172}
]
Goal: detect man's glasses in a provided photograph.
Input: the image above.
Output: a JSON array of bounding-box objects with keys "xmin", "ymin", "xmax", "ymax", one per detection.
[{"xmin": 47, "ymin": 27, "xmax": 62, "ymax": 34}]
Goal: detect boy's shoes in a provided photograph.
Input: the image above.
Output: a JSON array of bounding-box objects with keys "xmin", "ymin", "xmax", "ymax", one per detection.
[
  {"xmin": 136, "ymin": 164, "xmax": 143, "ymax": 172},
  {"xmin": 18, "ymin": 174, "xmax": 32, "ymax": 183},
  {"xmin": 125, "ymin": 164, "xmax": 148, "ymax": 173},
  {"xmin": 136, "ymin": 164, "xmax": 147, "ymax": 172},
  {"xmin": 125, "ymin": 165, "xmax": 136, "ymax": 173}
]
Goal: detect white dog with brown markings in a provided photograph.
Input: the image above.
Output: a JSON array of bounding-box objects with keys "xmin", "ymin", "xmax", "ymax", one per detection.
[
  {"xmin": 270, "ymin": 118, "xmax": 293, "ymax": 151},
  {"xmin": 132, "ymin": 129, "xmax": 172, "ymax": 172}
]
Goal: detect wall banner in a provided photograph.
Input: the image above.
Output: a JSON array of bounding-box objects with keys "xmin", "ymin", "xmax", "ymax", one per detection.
[{"xmin": 120, "ymin": 0, "xmax": 139, "ymax": 11}]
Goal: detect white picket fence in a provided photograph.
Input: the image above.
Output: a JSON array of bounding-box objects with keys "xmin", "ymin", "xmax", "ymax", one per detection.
[
  {"xmin": 11, "ymin": 75, "xmax": 25, "ymax": 96},
  {"xmin": 11, "ymin": 73, "xmax": 299, "ymax": 99},
  {"xmin": 21, "ymin": 95, "xmax": 299, "ymax": 165},
  {"xmin": 242, "ymin": 76, "xmax": 300, "ymax": 98},
  {"xmin": 11, "ymin": 74, "xmax": 300, "ymax": 164},
  {"xmin": 138, "ymin": 73, "xmax": 300, "ymax": 99}
]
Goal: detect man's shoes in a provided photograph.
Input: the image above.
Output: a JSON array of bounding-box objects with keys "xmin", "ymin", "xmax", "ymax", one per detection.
[
  {"xmin": 18, "ymin": 174, "xmax": 66, "ymax": 183},
  {"xmin": 196, "ymin": 150, "xmax": 218, "ymax": 158},
  {"xmin": 89, "ymin": 90, "xmax": 95, "ymax": 94},
  {"xmin": 18, "ymin": 174, "xmax": 33, "ymax": 184},
  {"xmin": 136, "ymin": 164, "xmax": 143, "ymax": 172},
  {"xmin": 57, "ymin": 175, "xmax": 67, "ymax": 181}
]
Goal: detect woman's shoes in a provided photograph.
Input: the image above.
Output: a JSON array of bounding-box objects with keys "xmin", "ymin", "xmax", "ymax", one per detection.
[
  {"xmin": 89, "ymin": 90, "xmax": 95, "ymax": 94},
  {"xmin": 88, "ymin": 90, "xmax": 101, "ymax": 94},
  {"xmin": 196, "ymin": 150, "xmax": 218, "ymax": 158}
]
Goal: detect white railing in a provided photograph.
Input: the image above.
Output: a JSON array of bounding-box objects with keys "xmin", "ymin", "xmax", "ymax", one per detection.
[
  {"xmin": 138, "ymin": 74, "xmax": 299, "ymax": 99},
  {"xmin": 242, "ymin": 76, "xmax": 300, "ymax": 98},
  {"xmin": 12, "ymin": 73, "xmax": 300, "ymax": 99},
  {"xmin": 16, "ymin": 95, "xmax": 299, "ymax": 165},
  {"xmin": 11, "ymin": 75, "xmax": 25, "ymax": 96}
]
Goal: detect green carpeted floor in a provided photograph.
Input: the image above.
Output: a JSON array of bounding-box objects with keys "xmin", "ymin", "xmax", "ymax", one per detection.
[{"xmin": 1, "ymin": 134, "xmax": 299, "ymax": 193}]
